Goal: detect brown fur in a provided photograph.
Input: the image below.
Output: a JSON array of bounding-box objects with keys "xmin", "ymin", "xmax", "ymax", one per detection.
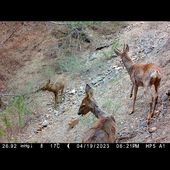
[
  {"xmin": 68, "ymin": 118, "xmax": 79, "ymax": 129},
  {"xmin": 114, "ymin": 44, "xmax": 161, "ymax": 124},
  {"xmin": 82, "ymin": 116, "xmax": 116, "ymax": 143},
  {"xmin": 40, "ymin": 79, "xmax": 65, "ymax": 108},
  {"xmin": 78, "ymin": 84, "xmax": 116, "ymax": 143}
]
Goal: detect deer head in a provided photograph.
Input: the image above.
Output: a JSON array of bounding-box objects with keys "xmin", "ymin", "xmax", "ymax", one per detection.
[
  {"xmin": 40, "ymin": 79, "xmax": 51, "ymax": 91},
  {"xmin": 114, "ymin": 44, "xmax": 129, "ymax": 58},
  {"xmin": 114, "ymin": 44, "xmax": 133, "ymax": 72},
  {"xmin": 78, "ymin": 84, "xmax": 97, "ymax": 116}
]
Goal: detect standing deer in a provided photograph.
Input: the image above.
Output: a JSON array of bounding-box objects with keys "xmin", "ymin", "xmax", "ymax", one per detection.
[
  {"xmin": 78, "ymin": 84, "xmax": 116, "ymax": 143},
  {"xmin": 39, "ymin": 79, "xmax": 65, "ymax": 109},
  {"xmin": 114, "ymin": 44, "xmax": 161, "ymax": 124}
]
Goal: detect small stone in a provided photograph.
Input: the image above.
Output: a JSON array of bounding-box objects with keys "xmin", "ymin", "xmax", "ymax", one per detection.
[
  {"xmin": 162, "ymin": 131, "xmax": 166, "ymax": 135},
  {"xmin": 89, "ymin": 54, "xmax": 97, "ymax": 61},
  {"xmin": 45, "ymin": 114, "xmax": 50, "ymax": 119},
  {"xmin": 69, "ymin": 89, "xmax": 76, "ymax": 95},
  {"xmin": 54, "ymin": 110, "xmax": 59, "ymax": 115},
  {"xmin": 148, "ymin": 127, "xmax": 157, "ymax": 133},
  {"xmin": 42, "ymin": 120, "xmax": 49, "ymax": 127},
  {"xmin": 115, "ymin": 67, "xmax": 121, "ymax": 70},
  {"xmin": 72, "ymin": 101, "xmax": 77, "ymax": 105},
  {"xmin": 48, "ymin": 108, "xmax": 53, "ymax": 112},
  {"xmin": 79, "ymin": 86, "xmax": 84, "ymax": 91}
]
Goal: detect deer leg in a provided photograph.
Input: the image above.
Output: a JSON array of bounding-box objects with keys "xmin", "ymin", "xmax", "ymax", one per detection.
[
  {"xmin": 152, "ymin": 84, "xmax": 159, "ymax": 117},
  {"xmin": 150, "ymin": 97, "xmax": 154, "ymax": 113},
  {"xmin": 130, "ymin": 85, "xmax": 138, "ymax": 115},
  {"xmin": 54, "ymin": 92, "xmax": 58, "ymax": 109},
  {"xmin": 147, "ymin": 97, "xmax": 153, "ymax": 125},
  {"xmin": 130, "ymin": 84, "xmax": 134, "ymax": 98},
  {"xmin": 146, "ymin": 87, "xmax": 154, "ymax": 125},
  {"xmin": 60, "ymin": 86, "xmax": 64, "ymax": 102}
]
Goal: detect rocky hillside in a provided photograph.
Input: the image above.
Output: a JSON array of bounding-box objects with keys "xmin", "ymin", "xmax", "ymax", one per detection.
[{"xmin": 0, "ymin": 21, "xmax": 170, "ymax": 143}]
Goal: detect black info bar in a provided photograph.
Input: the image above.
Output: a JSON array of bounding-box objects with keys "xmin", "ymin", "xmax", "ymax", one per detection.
[{"xmin": 0, "ymin": 143, "xmax": 168, "ymax": 151}]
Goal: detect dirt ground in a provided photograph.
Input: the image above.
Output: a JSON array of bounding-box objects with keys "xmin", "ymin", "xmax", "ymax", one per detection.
[{"xmin": 0, "ymin": 21, "xmax": 170, "ymax": 143}]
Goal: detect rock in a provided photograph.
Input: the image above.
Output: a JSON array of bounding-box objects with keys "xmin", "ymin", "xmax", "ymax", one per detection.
[
  {"xmin": 72, "ymin": 101, "xmax": 77, "ymax": 105},
  {"xmin": 92, "ymin": 76, "xmax": 104, "ymax": 85},
  {"xmin": 162, "ymin": 131, "xmax": 166, "ymax": 135},
  {"xmin": 79, "ymin": 86, "xmax": 84, "ymax": 92},
  {"xmin": 65, "ymin": 89, "xmax": 70, "ymax": 93},
  {"xmin": 45, "ymin": 114, "xmax": 50, "ymax": 119},
  {"xmin": 148, "ymin": 127, "xmax": 157, "ymax": 133},
  {"xmin": 114, "ymin": 67, "xmax": 121, "ymax": 71},
  {"xmin": 48, "ymin": 108, "xmax": 53, "ymax": 112},
  {"xmin": 42, "ymin": 120, "xmax": 49, "ymax": 127},
  {"xmin": 68, "ymin": 89, "xmax": 77, "ymax": 95},
  {"xmin": 144, "ymin": 47, "xmax": 154, "ymax": 54},
  {"xmin": 78, "ymin": 86, "xmax": 84, "ymax": 96},
  {"xmin": 89, "ymin": 53, "xmax": 97, "ymax": 61},
  {"xmin": 78, "ymin": 91, "xmax": 84, "ymax": 96},
  {"xmin": 60, "ymin": 107, "xmax": 66, "ymax": 114},
  {"xmin": 54, "ymin": 110, "xmax": 59, "ymax": 115}
]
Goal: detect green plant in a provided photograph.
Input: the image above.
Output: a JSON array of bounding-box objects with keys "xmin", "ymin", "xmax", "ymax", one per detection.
[
  {"xmin": 13, "ymin": 96, "xmax": 31, "ymax": 127},
  {"xmin": 101, "ymin": 39, "xmax": 120, "ymax": 61},
  {"xmin": 102, "ymin": 99, "xmax": 113, "ymax": 110},
  {"xmin": 0, "ymin": 128, "xmax": 5, "ymax": 137},
  {"xmin": 1, "ymin": 96, "xmax": 31, "ymax": 128},
  {"xmin": 66, "ymin": 21, "xmax": 101, "ymax": 30},
  {"xmin": 0, "ymin": 95, "xmax": 32, "ymax": 141},
  {"xmin": 2, "ymin": 115, "xmax": 11, "ymax": 128},
  {"xmin": 56, "ymin": 21, "xmax": 101, "ymax": 56},
  {"xmin": 57, "ymin": 55, "xmax": 85, "ymax": 74}
]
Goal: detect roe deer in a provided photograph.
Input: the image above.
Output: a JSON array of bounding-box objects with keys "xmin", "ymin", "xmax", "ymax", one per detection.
[
  {"xmin": 78, "ymin": 84, "xmax": 116, "ymax": 143},
  {"xmin": 114, "ymin": 44, "xmax": 161, "ymax": 124},
  {"xmin": 39, "ymin": 79, "xmax": 65, "ymax": 109}
]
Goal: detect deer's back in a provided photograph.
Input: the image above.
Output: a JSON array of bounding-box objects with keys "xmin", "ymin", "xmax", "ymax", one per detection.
[
  {"xmin": 48, "ymin": 81, "xmax": 64, "ymax": 92},
  {"xmin": 83, "ymin": 116, "xmax": 116, "ymax": 143},
  {"xmin": 131, "ymin": 63, "xmax": 161, "ymax": 87}
]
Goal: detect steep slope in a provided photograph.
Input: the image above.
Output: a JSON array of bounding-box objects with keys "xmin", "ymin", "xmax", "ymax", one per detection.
[{"xmin": 0, "ymin": 21, "xmax": 170, "ymax": 143}]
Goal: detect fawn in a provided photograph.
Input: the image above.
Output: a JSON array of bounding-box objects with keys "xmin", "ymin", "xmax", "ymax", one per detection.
[
  {"xmin": 114, "ymin": 44, "xmax": 161, "ymax": 124},
  {"xmin": 39, "ymin": 79, "xmax": 65, "ymax": 109},
  {"xmin": 78, "ymin": 84, "xmax": 116, "ymax": 143}
]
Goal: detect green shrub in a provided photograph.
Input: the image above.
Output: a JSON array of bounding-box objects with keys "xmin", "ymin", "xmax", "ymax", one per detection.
[
  {"xmin": 66, "ymin": 21, "xmax": 101, "ymax": 30},
  {"xmin": 57, "ymin": 55, "xmax": 85, "ymax": 73},
  {"xmin": 0, "ymin": 128, "xmax": 5, "ymax": 137},
  {"xmin": 0, "ymin": 95, "xmax": 32, "ymax": 141},
  {"xmin": 102, "ymin": 39, "xmax": 120, "ymax": 61}
]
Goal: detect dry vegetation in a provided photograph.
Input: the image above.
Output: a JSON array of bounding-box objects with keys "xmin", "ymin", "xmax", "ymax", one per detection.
[{"xmin": 0, "ymin": 21, "xmax": 170, "ymax": 143}]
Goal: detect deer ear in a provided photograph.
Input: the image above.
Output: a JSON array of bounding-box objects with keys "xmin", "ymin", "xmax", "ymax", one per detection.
[{"xmin": 85, "ymin": 84, "xmax": 93, "ymax": 98}]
